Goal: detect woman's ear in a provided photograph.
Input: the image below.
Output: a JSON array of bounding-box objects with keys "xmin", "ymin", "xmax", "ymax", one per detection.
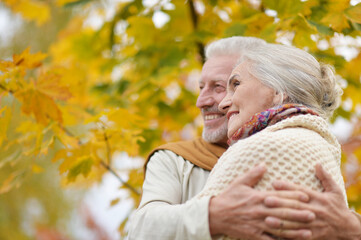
[{"xmin": 273, "ymin": 91, "xmax": 288, "ymax": 105}]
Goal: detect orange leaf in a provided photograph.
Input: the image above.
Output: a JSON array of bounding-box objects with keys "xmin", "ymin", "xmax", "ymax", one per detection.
[
  {"xmin": 0, "ymin": 170, "xmax": 25, "ymax": 194},
  {"xmin": 35, "ymin": 71, "xmax": 72, "ymax": 101},
  {"xmin": 345, "ymin": 3, "xmax": 361, "ymax": 24},
  {"xmin": 15, "ymin": 88, "xmax": 63, "ymax": 125},
  {"xmin": 110, "ymin": 198, "xmax": 120, "ymax": 207},
  {"xmin": 12, "ymin": 47, "xmax": 47, "ymax": 69},
  {"xmin": 3, "ymin": 0, "xmax": 50, "ymax": 25},
  {"xmin": 0, "ymin": 60, "xmax": 14, "ymax": 72}
]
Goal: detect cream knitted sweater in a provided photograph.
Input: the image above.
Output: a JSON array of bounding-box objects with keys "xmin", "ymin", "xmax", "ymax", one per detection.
[{"xmin": 197, "ymin": 114, "xmax": 347, "ymax": 240}]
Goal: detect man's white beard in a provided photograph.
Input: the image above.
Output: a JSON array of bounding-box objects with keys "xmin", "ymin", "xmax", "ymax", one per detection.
[{"xmin": 202, "ymin": 121, "xmax": 228, "ymax": 144}]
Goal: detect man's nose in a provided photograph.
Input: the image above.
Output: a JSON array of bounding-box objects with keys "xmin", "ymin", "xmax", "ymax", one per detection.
[{"xmin": 196, "ymin": 90, "xmax": 214, "ymax": 108}]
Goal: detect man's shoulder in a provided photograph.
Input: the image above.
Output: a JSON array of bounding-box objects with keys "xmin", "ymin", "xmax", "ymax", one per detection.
[
  {"xmin": 149, "ymin": 138, "xmax": 200, "ymax": 159},
  {"xmin": 146, "ymin": 137, "xmax": 225, "ymax": 171}
]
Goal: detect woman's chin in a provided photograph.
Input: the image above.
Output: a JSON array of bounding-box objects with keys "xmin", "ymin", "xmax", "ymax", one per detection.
[{"xmin": 227, "ymin": 131, "xmax": 234, "ymax": 139}]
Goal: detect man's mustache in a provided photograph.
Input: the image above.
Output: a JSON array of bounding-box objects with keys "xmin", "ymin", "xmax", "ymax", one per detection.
[{"xmin": 201, "ymin": 105, "xmax": 224, "ymax": 114}]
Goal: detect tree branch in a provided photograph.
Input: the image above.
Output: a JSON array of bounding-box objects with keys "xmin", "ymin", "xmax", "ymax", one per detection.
[
  {"xmin": 188, "ymin": 0, "xmax": 206, "ymax": 63},
  {"xmin": 100, "ymin": 161, "xmax": 141, "ymax": 196},
  {"xmin": 60, "ymin": 124, "xmax": 140, "ymax": 196},
  {"xmin": 100, "ymin": 128, "xmax": 140, "ymax": 195},
  {"xmin": 0, "ymin": 84, "xmax": 14, "ymax": 94}
]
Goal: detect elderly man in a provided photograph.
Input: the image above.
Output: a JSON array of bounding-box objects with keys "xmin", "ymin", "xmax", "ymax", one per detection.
[{"xmin": 128, "ymin": 37, "xmax": 361, "ymax": 240}]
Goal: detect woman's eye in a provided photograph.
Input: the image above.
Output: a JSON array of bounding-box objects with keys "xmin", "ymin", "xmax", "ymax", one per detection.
[{"xmin": 232, "ymin": 81, "xmax": 240, "ymax": 88}]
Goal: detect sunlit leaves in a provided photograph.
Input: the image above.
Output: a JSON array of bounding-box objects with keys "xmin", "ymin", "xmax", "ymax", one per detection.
[
  {"xmin": 2, "ymin": 0, "xmax": 361, "ymax": 236},
  {"xmin": 16, "ymin": 88, "xmax": 63, "ymax": 125},
  {"xmin": 2, "ymin": 0, "xmax": 50, "ymax": 25},
  {"xmin": 345, "ymin": 3, "xmax": 361, "ymax": 24},
  {"xmin": 0, "ymin": 170, "xmax": 26, "ymax": 194},
  {"xmin": 263, "ymin": 0, "xmax": 305, "ymax": 18},
  {"xmin": 67, "ymin": 156, "xmax": 94, "ymax": 182},
  {"xmin": 0, "ymin": 107, "xmax": 11, "ymax": 147}
]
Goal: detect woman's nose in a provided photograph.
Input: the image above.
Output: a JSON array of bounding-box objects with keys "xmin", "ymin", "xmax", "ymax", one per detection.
[{"xmin": 218, "ymin": 96, "xmax": 231, "ymax": 113}]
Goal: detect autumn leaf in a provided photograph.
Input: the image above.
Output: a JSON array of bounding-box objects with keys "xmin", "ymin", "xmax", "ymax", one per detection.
[
  {"xmin": 263, "ymin": 0, "xmax": 305, "ymax": 18},
  {"xmin": 35, "ymin": 70, "xmax": 72, "ymax": 101},
  {"xmin": 0, "ymin": 170, "xmax": 26, "ymax": 194},
  {"xmin": 67, "ymin": 156, "xmax": 94, "ymax": 182},
  {"xmin": 110, "ymin": 198, "xmax": 120, "ymax": 207},
  {"xmin": 3, "ymin": 0, "xmax": 50, "ymax": 25},
  {"xmin": 0, "ymin": 59, "xmax": 14, "ymax": 72},
  {"xmin": 345, "ymin": 3, "xmax": 361, "ymax": 24},
  {"xmin": 0, "ymin": 107, "xmax": 11, "ymax": 147},
  {"xmin": 32, "ymin": 164, "xmax": 44, "ymax": 173},
  {"xmin": 12, "ymin": 47, "xmax": 46, "ymax": 68},
  {"xmin": 321, "ymin": 12, "xmax": 350, "ymax": 32},
  {"xmin": 15, "ymin": 88, "xmax": 63, "ymax": 125}
]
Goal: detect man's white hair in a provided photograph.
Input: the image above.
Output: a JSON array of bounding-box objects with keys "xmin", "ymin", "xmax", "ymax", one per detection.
[
  {"xmin": 205, "ymin": 36, "xmax": 267, "ymax": 60},
  {"xmin": 201, "ymin": 36, "xmax": 267, "ymax": 144}
]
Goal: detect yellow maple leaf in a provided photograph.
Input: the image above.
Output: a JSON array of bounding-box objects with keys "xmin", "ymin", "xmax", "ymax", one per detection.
[
  {"xmin": 3, "ymin": 0, "xmax": 50, "ymax": 25},
  {"xmin": 345, "ymin": 3, "xmax": 361, "ymax": 24},
  {"xmin": 0, "ymin": 106, "xmax": 12, "ymax": 147},
  {"xmin": 15, "ymin": 87, "xmax": 63, "ymax": 125},
  {"xmin": 12, "ymin": 47, "xmax": 47, "ymax": 69},
  {"xmin": 341, "ymin": 53, "xmax": 361, "ymax": 84},
  {"xmin": 32, "ymin": 164, "xmax": 44, "ymax": 173},
  {"xmin": 0, "ymin": 60, "xmax": 14, "ymax": 72},
  {"xmin": 347, "ymin": 183, "xmax": 361, "ymax": 202},
  {"xmin": 56, "ymin": 0, "xmax": 79, "ymax": 6},
  {"xmin": 35, "ymin": 70, "xmax": 72, "ymax": 101},
  {"xmin": 321, "ymin": 12, "xmax": 350, "ymax": 32},
  {"xmin": 0, "ymin": 170, "xmax": 25, "ymax": 194},
  {"xmin": 110, "ymin": 198, "xmax": 120, "ymax": 207}
]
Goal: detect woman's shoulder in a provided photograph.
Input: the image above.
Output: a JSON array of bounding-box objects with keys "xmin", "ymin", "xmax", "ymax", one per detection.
[{"xmin": 229, "ymin": 114, "xmax": 338, "ymax": 152}]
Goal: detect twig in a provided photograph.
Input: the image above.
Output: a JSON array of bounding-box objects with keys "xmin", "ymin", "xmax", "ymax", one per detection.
[
  {"xmin": 60, "ymin": 123, "xmax": 141, "ymax": 196},
  {"xmin": 0, "ymin": 84, "xmax": 14, "ymax": 94},
  {"xmin": 188, "ymin": 0, "xmax": 205, "ymax": 63},
  {"xmin": 100, "ymin": 161, "xmax": 141, "ymax": 196},
  {"xmin": 102, "ymin": 126, "xmax": 112, "ymax": 165}
]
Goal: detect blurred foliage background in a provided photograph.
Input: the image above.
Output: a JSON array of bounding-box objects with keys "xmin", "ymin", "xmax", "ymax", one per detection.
[{"xmin": 1, "ymin": 0, "xmax": 361, "ymax": 239}]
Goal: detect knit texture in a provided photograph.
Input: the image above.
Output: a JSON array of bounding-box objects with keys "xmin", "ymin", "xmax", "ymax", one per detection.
[{"xmin": 197, "ymin": 114, "xmax": 347, "ymax": 240}]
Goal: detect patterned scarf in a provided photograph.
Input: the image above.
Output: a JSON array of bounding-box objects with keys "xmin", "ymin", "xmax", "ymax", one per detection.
[{"xmin": 228, "ymin": 104, "xmax": 319, "ymax": 146}]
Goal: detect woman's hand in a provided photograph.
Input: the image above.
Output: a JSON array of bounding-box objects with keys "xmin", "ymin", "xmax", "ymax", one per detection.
[
  {"xmin": 264, "ymin": 164, "xmax": 361, "ymax": 240},
  {"xmin": 209, "ymin": 164, "xmax": 314, "ymax": 240}
]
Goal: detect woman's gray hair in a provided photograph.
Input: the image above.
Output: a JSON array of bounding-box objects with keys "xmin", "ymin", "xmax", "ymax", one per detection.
[
  {"xmin": 239, "ymin": 43, "xmax": 342, "ymax": 120},
  {"xmin": 205, "ymin": 36, "xmax": 267, "ymax": 60}
]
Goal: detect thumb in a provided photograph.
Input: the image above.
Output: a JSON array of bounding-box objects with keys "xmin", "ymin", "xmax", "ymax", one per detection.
[
  {"xmin": 315, "ymin": 163, "xmax": 339, "ymax": 193},
  {"xmin": 238, "ymin": 164, "xmax": 267, "ymax": 187}
]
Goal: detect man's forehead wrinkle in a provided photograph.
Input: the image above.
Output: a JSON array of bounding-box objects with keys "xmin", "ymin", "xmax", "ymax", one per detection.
[{"xmin": 199, "ymin": 78, "xmax": 226, "ymax": 85}]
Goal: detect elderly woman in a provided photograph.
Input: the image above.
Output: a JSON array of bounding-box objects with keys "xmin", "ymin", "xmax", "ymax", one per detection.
[{"xmin": 197, "ymin": 43, "xmax": 347, "ymax": 240}]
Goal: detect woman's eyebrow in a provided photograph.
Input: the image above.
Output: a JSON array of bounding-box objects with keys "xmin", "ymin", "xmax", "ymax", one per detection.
[{"xmin": 228, "ymin": 74, "xmax": 238, "ymax": 86}]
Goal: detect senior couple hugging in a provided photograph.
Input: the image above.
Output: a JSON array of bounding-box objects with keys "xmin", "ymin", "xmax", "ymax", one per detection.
[{"xmin": 129, "ymin": 37, "xmax": 361, "ymax": 240}]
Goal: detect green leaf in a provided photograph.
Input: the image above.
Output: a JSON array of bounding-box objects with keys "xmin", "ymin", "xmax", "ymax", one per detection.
[
  {"xmin": 345, "ymin": 3, "xmax": 361, "ymax": 24},
  {"xmin": 263, "ymin": 0, "xmax": 304, "ymax": 18},
  {"xmin": 224, "ymin": 23, "xmax": 247, "ymax": 37},
  {"xmin": 307, "ymin": 20, "xmax": 334, "ymax": 36},
  {"xmin": 116, "ymin": 80, "xmax": 130, "ymax": 94},
  {"xmin": 63, "ymin": 0, "xmax": 93, "ymax": 8},
  {"xmin": 67, "ymin": 157, "xmax": 93, "ymax": 182}
]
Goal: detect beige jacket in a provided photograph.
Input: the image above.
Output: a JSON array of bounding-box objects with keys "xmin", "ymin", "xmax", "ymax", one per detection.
[{"xmin": 128, "ymin": 150, "xmax": 213, "ymax": 240}]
